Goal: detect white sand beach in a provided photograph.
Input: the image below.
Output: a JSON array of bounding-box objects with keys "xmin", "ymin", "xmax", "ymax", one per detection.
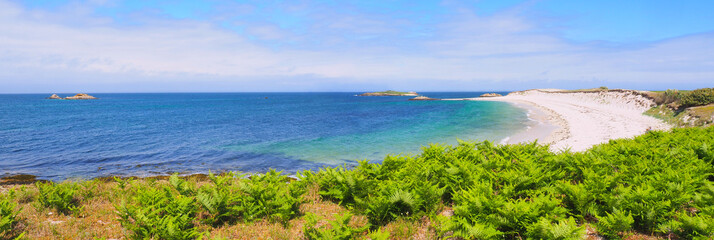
[{"xmin": 471, "ymin": 89, "xmax": 671, "ymax": 152}]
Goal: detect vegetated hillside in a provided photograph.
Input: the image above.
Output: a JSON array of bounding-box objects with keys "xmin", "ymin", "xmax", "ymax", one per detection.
[
  {"xmin": 358, "ymin": 90, "xmax": 418, "ymax": 96},
  {"xmin": 645, "ymin": 88, "xmax": 714, "ymax": 127},
  {"xmin": 2, "ymin": 127, "xmax": 714, "ymax": 239}
]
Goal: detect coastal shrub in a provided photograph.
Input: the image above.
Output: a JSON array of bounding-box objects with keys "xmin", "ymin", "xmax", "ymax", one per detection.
[
  {"xmin": 116, "ymin": 183, "xmax": 201, "ymax": 240},
  {"xmin": 652, "ymin": 89, "xmax": 682, "ymax": 105},
  {"xmin": 680, "ymin": 88, "xmax": 714, "ymax": 108},
  {"xmin": 651, "ymin": 88, "xmax": 714, "ymax": 107},
  {"xmin": 35, "ymin": 181, "xmax": 82, "ymax": 215},
  {"xmin": 303, "ymin": 212, "xmax": 369, "ymax": 240}
]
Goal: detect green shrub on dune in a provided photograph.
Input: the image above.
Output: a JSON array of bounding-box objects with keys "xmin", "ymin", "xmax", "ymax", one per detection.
[{"xmin": 680, "ymin": 88, "xmax": 714, "ymax": 108}]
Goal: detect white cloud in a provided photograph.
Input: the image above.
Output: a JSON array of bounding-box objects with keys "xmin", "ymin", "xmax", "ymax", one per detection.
[{"xmin": 0, "ymin": 0, "xmax": 712, "ymax": 92}]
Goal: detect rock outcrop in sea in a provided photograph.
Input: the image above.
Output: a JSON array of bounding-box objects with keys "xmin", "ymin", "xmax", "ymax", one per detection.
[
  {"xmin": 408, "ymin": 96, "xmax": 440, "ymax": 101},
  {"xmin": 47, "ymin": 93, "xmax": 98, "ymax": 100},
  {"xmin": 479, "ymin": 93, "xmax": 502, "ymax": 97},
  {"xmin": 65, "ymin": 93, "xmax": 98, "ymax": 100}
]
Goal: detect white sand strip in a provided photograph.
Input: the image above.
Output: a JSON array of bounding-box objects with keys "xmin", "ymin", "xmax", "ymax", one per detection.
[{"xmin": 470, "ymin": 89, "xmax": 671, "ymax": 152}]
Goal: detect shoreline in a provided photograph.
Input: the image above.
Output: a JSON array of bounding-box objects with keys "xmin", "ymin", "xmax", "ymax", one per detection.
[
  {"xmin": 469, "ymin": 89, "xmax": 670, "ymax": 152},
  {"xmin": 496, "ymin": 100, "xmax": 566, "ymax": 146}
]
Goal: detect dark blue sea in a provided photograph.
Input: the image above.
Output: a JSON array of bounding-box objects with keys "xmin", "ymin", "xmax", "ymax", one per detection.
[{"xmin": 0, "ymin": 92, "xmax": 528, "ymax": 180}]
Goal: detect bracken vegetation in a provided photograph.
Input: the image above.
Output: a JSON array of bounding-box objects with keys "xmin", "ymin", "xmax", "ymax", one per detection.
[
  {"xmin": 0, "ymin": 195, "xmax": 23, "ymax": 239},
  {"xmin": 0, "ymin": 126, "xmax": 713, "ymax": 239},
  {"xmin": 35, "ymin": 181, "xmax": 83, "ymax": 216}
]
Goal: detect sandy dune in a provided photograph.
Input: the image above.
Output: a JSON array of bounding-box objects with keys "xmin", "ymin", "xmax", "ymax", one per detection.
[{"xmin": 472, "ymin": 89, "xmax": 671, "ymax": 152}]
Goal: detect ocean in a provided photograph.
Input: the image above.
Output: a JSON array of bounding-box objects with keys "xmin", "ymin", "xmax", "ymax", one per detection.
[{"xmin": 0, "ymin": 92, "xmax": 529, "ymax": 180}]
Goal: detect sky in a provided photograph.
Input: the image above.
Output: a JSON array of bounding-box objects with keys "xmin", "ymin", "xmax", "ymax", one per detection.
[{"xmin": 1, "ymin": 0, "xmax": 713, "ymax": 93}]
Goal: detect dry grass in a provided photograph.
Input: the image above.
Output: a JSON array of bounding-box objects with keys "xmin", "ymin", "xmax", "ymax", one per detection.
[
  {"xmin": 688, "ymin": 104, "xmax": 714, "ymax": 122},
  {"xmin": 645, "ymin": 103, "xmax": 714, "ymax": 127},
  {"xmin": 1, "ymin": 178, "xmax": 438, "ymax": 240}
]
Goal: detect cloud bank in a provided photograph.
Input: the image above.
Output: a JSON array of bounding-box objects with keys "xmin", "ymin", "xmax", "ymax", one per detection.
[{"xmin": 0, "ymin": 0, "xmax": 712, "ymax": 92}]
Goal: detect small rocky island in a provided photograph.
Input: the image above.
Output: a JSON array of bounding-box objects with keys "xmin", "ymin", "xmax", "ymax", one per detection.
[
  {"xmin": 409, "ymin": 96, "xmax": 440, "ymax": 101},
  {"xmin": 479, "ymin": 93, "xmax": 503, "ymax": 97},
  {"xmin": 46, "ymin": 93, "xmax": 98, "ymax": 100},
  {"xmin": 358, "ymin": 90, "xmax": 418, "ymax": 96}
]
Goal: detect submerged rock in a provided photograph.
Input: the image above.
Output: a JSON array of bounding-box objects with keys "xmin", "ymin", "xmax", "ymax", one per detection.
[
  {"xmin": 46, "ymin": 94, "xmax": 62, "ymax": 99},
  {"xmin": 408, "ymin": 96, "xmax": 440, "ymax": 101},
  {"xmin": 479, "ymin": 93, "xmax": 502, "ymax": 97},
  {"xmin": 64, "ymin": 93, "xmax": 98, "ymax": 100}
]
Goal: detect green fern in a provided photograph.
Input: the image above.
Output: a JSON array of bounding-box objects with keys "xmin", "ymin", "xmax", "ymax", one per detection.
[
  {"xmin": 303, "ymin": 212, "xmax": 369, "ymax": 240},
  {"xmin": 527, "ymin": 217, "xmax": 584, "ymax": 240},
  {"xmin": 0, "ymin": 195, "xmax": 23, "ymax": 238},
  {"xmin": 116, "ymin": 183, "xmax": 201, "ymax": 239},
  {"xmin": 169, "ymin": 174, "xmax": 196, "ymax": 196},
  {"xmin": 597, "ymin": 208, "xmax": 634, "ymax": 239},
  {"xmin": 35, "ymin": 181, "xmax": 83, "ymax": 215}
]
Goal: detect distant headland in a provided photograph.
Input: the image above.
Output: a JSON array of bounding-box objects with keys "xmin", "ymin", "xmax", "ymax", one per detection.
[
  {"xmin": 358, "ymin": 90, "xmax": 418, "ymax": 96},
  {"xmin": 46, "ymin": 93, "xmax": 98, "ymax": 100}
]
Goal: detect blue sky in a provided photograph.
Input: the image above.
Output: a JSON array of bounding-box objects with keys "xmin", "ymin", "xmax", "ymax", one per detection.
[{"xmin": 1, "ymin": 0, "xmax": 713, "ymax": 92}]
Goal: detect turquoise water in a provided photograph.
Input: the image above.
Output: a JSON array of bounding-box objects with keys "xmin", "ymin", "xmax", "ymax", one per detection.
[{"xmin": 0, "ymin": 92, "xmax": 528, "ymax": 180}]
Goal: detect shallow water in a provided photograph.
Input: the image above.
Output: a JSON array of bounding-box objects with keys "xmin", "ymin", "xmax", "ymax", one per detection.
[{"xmin": 0, "ymin": 92, "xmax": 527, "ymax": 180}]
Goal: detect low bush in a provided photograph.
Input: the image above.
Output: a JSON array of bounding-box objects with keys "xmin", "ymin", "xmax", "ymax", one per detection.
[
  {"xmin": 652, "ymin": 89, "xmax": 682, "ymax": 105},
  {"xmin": 680, "ymin": 88, "xmax": 714, "ymax": 108}
]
